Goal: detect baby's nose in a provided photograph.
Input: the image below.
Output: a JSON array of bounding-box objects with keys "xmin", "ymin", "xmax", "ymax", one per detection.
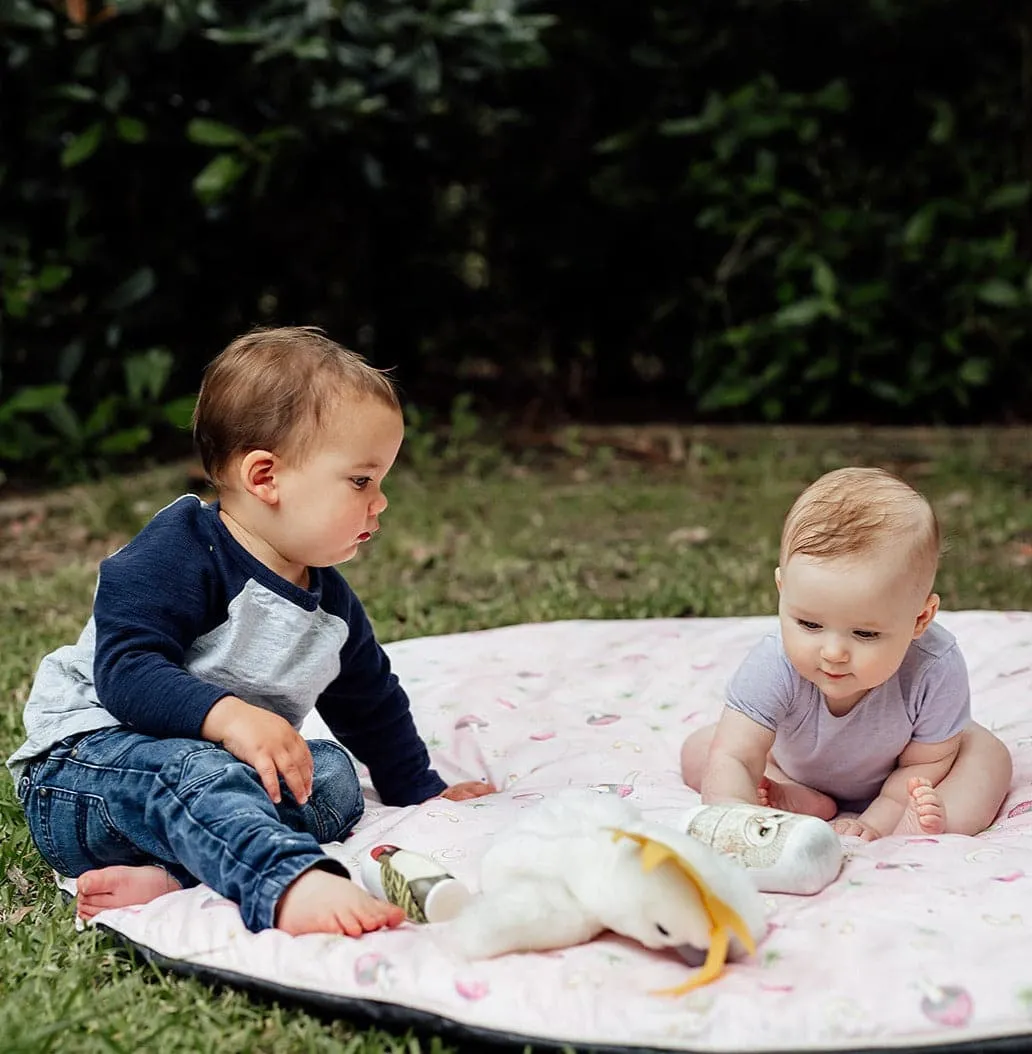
[{"xmin": 820, "ymin": 636, "xmax": 849, "ymax": 661}]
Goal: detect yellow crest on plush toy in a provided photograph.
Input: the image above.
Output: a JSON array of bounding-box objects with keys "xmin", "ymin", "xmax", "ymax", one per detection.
[{"xmin": 611, "ymin": 828, "xmax": 757, "ymax": 996}]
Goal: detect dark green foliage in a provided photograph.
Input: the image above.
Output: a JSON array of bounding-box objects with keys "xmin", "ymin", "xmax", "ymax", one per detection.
[{"xmin": 1, "ymin": 0, "xmax": 1030, "ymax": 478}]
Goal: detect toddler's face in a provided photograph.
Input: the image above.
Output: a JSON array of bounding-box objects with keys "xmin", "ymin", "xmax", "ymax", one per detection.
[
  {"xmin": 271, "ymin": 397, "xmax": 404, "ymax": 569},
  {"xmin": 776, "ymin": 553, "xmax": 936, "ymax": 710}
]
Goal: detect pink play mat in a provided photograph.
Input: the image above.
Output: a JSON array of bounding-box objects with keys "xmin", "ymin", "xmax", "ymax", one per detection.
[{"xmin": 74, "ymin": 612, "xmax": 1032, "ymax": 1052}]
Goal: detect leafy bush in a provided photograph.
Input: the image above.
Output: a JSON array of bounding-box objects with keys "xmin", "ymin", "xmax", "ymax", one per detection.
[{"xmin": 1, "ymin": 0, "xmax": 1029, "ymax": 481}]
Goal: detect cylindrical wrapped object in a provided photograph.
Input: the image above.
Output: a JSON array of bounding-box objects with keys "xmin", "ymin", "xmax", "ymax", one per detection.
[
  {"xmin": 358, "ymin": 844, "xmax": 472, "ymax": 923},
  {"xmin": 674, "ymin": 803, "xmax": 844, "ymax": 895}
]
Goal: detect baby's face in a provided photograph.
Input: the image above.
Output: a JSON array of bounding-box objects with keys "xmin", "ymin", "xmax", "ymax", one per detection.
[
  {"xmin": 776, "ymin": 553, "xmax": 935, "ymax": 709},
  {"xmin": 271, "ymin": 397, "xmax": 404, "ymax": 569}
]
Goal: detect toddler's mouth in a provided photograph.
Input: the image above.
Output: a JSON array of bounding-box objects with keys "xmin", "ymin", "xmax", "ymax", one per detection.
[{"xmin": 357, "ymin": 531, "xmax": 372, "ymax": 543}]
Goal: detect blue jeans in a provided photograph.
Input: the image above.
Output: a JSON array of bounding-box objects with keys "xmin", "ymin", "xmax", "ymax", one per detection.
[{"xmin": 17, "ymin": 729, "xmax": 365, "ymax": 932}]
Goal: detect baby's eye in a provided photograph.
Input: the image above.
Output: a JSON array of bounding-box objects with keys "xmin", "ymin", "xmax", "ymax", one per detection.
[
  {"xmin": 796, "ymin": 619, "xmax": 821, "ymax": 631},
  {"xmin": 854, "ymin": 630, "xmax": 881, "ymax": 640},
  {"xmin": 350, "ymin": 476, "xmax": 372, "ymax": 490}
]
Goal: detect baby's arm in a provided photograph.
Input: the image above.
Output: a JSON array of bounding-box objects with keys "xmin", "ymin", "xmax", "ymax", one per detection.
[
  {"xmin": 854, "ymin": 734, "xmax": 962, "ymax": 837},
  {"xmin": 701, "ymin": 708, "xmax": 776, "ymax": 805}
]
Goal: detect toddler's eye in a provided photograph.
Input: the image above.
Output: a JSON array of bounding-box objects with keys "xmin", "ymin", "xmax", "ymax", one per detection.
[
  {"xmin": 854, "ymin": 630, "xmax": 881, "ymax": 640},
  {"xmin": 350, "ymin": 476, "xmax": 372, "ymax": 489},
  {"xmin": 796, "ymin": 619, "xmax": 821, "ymax": 631}
]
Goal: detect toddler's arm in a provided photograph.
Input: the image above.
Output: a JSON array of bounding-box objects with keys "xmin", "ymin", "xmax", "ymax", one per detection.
[
  {"xmin": 201, "ymin": 696, "xmax": 314, "ymax": 805},
  {"xmin": 701, "ymin": 708, "xmax": 776, "ymax": 805}
]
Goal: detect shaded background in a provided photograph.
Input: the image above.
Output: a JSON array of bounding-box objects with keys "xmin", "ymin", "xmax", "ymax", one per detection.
[{"xmin": 2, "ymin": 0, "xmax": 1031, "ymax": 481}]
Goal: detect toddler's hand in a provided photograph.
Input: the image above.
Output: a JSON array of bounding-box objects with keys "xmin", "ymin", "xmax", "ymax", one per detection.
[
  {"xmin": 439, "ymin": 780, "xmax": 494, "ymax": 801},
  {"xmin": 201, "ymin": 696, "xmax": 313, "ymax": 805}
]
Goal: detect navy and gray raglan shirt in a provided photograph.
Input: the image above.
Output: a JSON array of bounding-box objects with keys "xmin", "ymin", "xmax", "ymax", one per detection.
[{"xmin": 6, "ymin": 495, "xmax": 447, "ymax": 805}]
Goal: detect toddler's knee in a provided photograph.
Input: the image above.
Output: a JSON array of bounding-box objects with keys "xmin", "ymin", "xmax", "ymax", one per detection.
[{"xmin": 308, "ymin": 740, "xmax": 364, "ymax": 836}]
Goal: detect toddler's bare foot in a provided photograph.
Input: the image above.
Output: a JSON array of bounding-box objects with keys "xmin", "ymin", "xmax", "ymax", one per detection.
[
  {"xmin": 757, "ymin": 776, "xmax": 837, "ymax": 820},
  {"xmin": 891, "ymin": 776, "xmax": 946, "ymax": 836},
  {"xmin": 275, "ymin": 867, "xmax": 406, "ymax": 937},
  {"xmin": 831, "ymin": 816, "xmax": 882, "ymax": 841},
  {"xmin": 77, "ymin": 865, "xmax": 181, "ymax": 919}
]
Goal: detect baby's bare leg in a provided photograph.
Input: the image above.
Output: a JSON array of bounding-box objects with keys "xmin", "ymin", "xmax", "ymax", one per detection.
[
  {"xmin": 928, "ymin": 723, "xmax": 1012, "ymax": 835},
  {"xmin": 680, "ymin": 724, "xmax": 717, "ymax": 791},
  {"xmin": 682, "ymin": 724, "xmax": 837, "ymax": 819},
  {"xmin": 758, "ymin": 762, "xmax": 838, "ymax": 820},
  {"xmin": 275, "ymin": 866, "xmax": 405, "ymax": 937},
  {"xmin": 847, "ymin": 724, "xmax": 1012, "ymax": 840}
]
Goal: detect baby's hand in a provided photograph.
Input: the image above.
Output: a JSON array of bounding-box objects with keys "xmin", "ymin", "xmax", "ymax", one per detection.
[
  {"xmin": 201, "ymin": 696, "xmax": 313, "ymax": 805},
  {"xmin": 439, "ymin": 780, "xmax": 494, "ymax": 801}
]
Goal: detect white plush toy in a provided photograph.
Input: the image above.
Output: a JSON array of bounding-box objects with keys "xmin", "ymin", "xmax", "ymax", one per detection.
[{"xmin": 443, "ymin": 792, "xmax": 768, "ymax": 994}]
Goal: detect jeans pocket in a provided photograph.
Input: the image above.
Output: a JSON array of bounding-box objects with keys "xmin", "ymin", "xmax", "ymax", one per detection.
[{"xmin": 29, "ymin": 784, "xmax": 142, "ymax": 877}]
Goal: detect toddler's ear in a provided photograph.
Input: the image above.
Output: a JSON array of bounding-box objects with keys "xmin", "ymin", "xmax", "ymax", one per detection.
[
  {"xmin": 774, "ymin": 567, "xmax": 782, "ymax": 592},
  {"xmin": 912, "ymin": 592, "xmax": 940, "ymax": 638},
  {"xmin": 240, "ymin": 449, "xmax": 279, "ymax": 505}
]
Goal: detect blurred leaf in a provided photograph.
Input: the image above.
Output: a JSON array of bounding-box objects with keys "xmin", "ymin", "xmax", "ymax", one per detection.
[
  {"xmin": 193, "ymin": 153, "xmax": 248, "ymax": 203},
  {"xmin": 60, "ymin": 122, "xmax": 103, "ymax": 168},
  {"xmin": 102, "ymin": 268, "xmax": 155, "ymax": 311},
  {"xmin": 163, "ymin": 395, "xmax": 198, "ymax": 429},
  {"xmin": 124, "ymin": 348, "xmax": 173, "ymax": 404},
  {"xmin": 0, "ymin": 385, "xmax": 69, "ymax": 419},
  {"xmin": 976, "ymin": 279, "xmax": 1021, "ymax": 307},
  {"xmin": 984, "ymin": 184, "xmax": 1031, "ymax": 211},
  {"xmin": 811, "ymin": 258, "xmax": 837, "ymax": 299},
  {"xmin": 115, "ymin": 116, "xmax": 148, "ymax": 143},
  {"xmin": 773, "ymin": 298, "xmax": 825, "ymax": 328},
  {"xmin": 37, "ymin": 265, "xmax": 72, "ymax": 292},
  {"xmin": 902, "ymin": 205, "xmax": 936, "ymax": 246},
  {"xmin": 97, "ymin": 427, "xmax": 152, "ymax": 455},
  {"xmin": 958, "ymin": 358, "xmax": 991, "ymax": 386},
  {"xmin": 187, "ymin": 118, "xmax": 247, "ymax": 147}
]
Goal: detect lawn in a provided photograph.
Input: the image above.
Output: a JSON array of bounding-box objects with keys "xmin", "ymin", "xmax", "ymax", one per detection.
[{"xmin": 1, "ymin": 425, "xmax": 1030, "ymax": 1053}]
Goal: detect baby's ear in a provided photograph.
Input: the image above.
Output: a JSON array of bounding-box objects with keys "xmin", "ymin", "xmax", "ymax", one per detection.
[
  {"xmin": 774, "ymin": 567, "xmax": 782, "ymax": 593},
  {"xmin": 912, "ymin": 592, "xmax": 940, "ymax": 638}
]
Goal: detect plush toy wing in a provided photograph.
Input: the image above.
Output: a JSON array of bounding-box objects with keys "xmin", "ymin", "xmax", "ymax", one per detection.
[
  {"xmin": 611, "ymin": 827, "xmax": 758, "ymax": 995},
  {"xmin": 444, "ymin": 879, "xmax": 602, "ymax": 959}
]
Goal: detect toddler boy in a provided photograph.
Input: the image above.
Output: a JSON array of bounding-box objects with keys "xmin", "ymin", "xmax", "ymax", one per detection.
[{"xmin": 8, "ymin": 326, "xmax": 490, "ymax": 934}]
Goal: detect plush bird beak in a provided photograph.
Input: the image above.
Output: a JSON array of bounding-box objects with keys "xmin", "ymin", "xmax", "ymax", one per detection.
[{"xmin": 610, "ymin": 828, "xmax": 757, "ymax": 995}]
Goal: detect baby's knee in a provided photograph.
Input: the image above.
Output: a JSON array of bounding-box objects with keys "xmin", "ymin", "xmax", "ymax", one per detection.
[{"xmin": 680, "ymin": 725, "xmax": 716, "ymax": 788}]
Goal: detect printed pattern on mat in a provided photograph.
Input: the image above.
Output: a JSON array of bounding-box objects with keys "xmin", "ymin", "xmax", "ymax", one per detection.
[{"xmin": 81, "ymin": 612, "xmax": 1032, "ymax": 1052}]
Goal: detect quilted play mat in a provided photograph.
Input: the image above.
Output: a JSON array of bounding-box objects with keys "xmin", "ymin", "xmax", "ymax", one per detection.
[{"xmin": 74, "ymin": 611, "xmax": 1032, "ymax": 1053}]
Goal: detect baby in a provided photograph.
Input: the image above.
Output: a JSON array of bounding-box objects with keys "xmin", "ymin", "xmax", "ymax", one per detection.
[
  {"xmin": 681, "ymin": 467, "xmax": 1011, "ymax": 840},
  {"xmin": 8, "ymin": 326, "xmax": 491, "ymax": 934}
]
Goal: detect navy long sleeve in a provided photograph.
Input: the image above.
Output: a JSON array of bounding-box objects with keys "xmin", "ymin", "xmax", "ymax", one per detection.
[{"xmin": 9, "ymin": 495, "xmax": 445, "ymax": 807}]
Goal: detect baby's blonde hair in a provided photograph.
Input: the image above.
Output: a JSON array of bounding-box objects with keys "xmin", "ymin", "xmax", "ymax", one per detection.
[
  {"xmin": 193, "ymin": 326, "xmax": 400, "ymax": 487},
  {"xmin": 780, "ymin": 467, "xmax": 941, "ymax": 595}
]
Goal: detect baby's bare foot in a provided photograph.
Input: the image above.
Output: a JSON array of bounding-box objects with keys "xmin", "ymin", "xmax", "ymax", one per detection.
[
  {"xmin": 831, "ymin": 816, "xmax": 882, "ymax": 841},
  {"xmin": 757, "ymin": 776, "xmax": 837, "ymax": 820},
  {"xmin": 77, "ymin": 865, "xmax": 181, "ymax": 919},
  {"xmin": 892, "ymin": 776, "xmax": 946, "ymax": 836},
  {"xmin": 275, "ymin": 867, "xmax": 406, "ymax": 937}
]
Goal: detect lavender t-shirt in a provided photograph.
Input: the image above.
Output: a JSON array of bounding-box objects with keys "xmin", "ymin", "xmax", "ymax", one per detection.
[{"xmin": 726, "ymin": 620, "xmax": 971, "ymax": 809}]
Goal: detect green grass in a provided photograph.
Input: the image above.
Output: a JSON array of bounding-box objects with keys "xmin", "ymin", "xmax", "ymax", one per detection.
[{"xmin": 1, "ymin": 425, "xmax": 1030, "ymax": 1053}]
